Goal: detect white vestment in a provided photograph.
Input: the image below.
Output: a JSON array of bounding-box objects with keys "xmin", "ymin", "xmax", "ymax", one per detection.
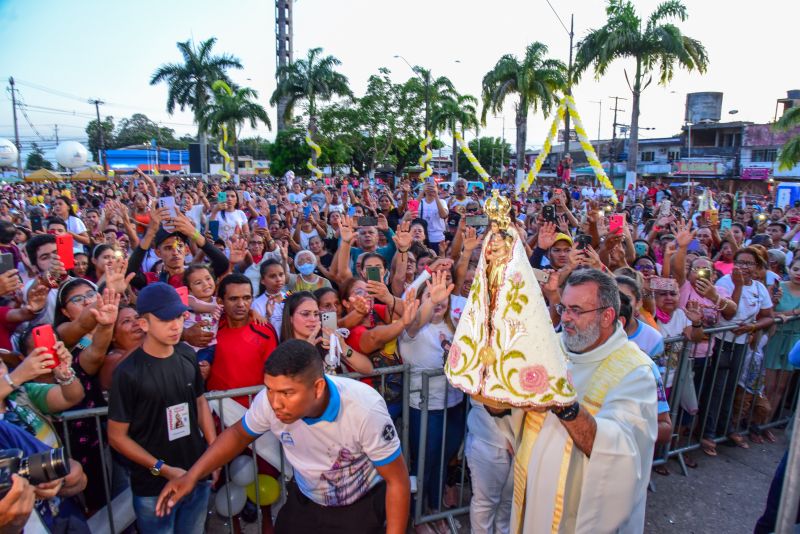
[{"xmin": 497, "ymin": 327, "xmax": 658, "ymax": 534}]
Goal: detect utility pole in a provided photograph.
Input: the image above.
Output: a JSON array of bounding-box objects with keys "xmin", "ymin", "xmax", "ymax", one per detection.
[
  {"xmin": 89, "ymin": 99, "xmax": 108, "ymax": 174},
  {"xmin": 563, "ymin": 14, "xmax": 574, "ymax": 155},
  {"xmin": 54, "ymin": 124, "xmax": 59, "ymax": 144},
  {"xmin": 8, "ymin": 77, "xmax": 23, "ymax": 181},
  {"xmin": 608, "ymin": 96, "xmax": 626, "ymax": 188}
]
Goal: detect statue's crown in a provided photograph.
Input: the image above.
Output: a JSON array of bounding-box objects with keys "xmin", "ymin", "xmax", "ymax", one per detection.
[{"xmin": 485, "ymin": 190, "xmax": 512, "ymax": 231}]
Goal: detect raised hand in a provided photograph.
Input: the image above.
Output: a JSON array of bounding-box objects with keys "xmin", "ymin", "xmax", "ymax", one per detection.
[
  {"xmin": 0, "ymin": 270, "xmax": 22, "ymax": 296},
  {"xmin": 25, "ymin": 280, "xmax": 49, "ymax": 313},
  {"xmin": 462, "ymin": 226, "xmax": 481, "ymax": 252},
  {"xmin": 426, "ymin": 269, "xmax": 455, "ymax": 305},
  {"xmin": 392, "ymin": 221, "xmax": 412, "ymax": 251},
  {"xmin": 675, "ymin": 219, "xmax": 696, "ymax": 248},
  {"xmin": 348, "ymin": 294, "xmax": 370, "ymax": 315},
  {"xmin": 339, "ymin": 215, "xmax": 354, "ymax": 244},
  {"xmin": 685, "ymin": 300, "xmax": 703, "ymax": 324},
  {"xmin": 400, "ymin": 288, "xmax": 420, "ymax": 328},
  {"xmin": 51, "ymin": 341, "xmax": 74, "ymax": 381},
  {"xmin": 228, "ymin": 237, "xmax": 248, "ymax": 264},
  {"xmin": 377, "ymin": 214, "xmax": 389, "ymax": 232},
  {"xmin": 11, "ymin": 347, "xmax": 56, "ymax": 384},
  {"xmin": 90, "ymin": 288, "xmax": 121, "ymax": 326},
  {"xmin": 536, "ymin": 222, "xmax": 558, "ymax": 250},
  {"xmin": 105, "ymin": 257, "xmax": 135, "ymax": 295}
]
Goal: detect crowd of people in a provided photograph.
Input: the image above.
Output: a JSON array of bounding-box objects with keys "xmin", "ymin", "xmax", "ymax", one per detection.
[{"xmin": 0, "ymin": 169, "xmax": 798, "ymax": 534}]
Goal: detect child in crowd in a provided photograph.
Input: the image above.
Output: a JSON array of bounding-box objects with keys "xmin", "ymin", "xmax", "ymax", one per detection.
[{"xmin": 183, "ymin": 265, "xmax": 222, "ymax": 377}]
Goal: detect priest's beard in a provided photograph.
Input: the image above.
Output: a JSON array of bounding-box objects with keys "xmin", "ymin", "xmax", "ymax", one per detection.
[{"xmin": 562, "ymin": 320, "xmax": 601, "ymax": 353}]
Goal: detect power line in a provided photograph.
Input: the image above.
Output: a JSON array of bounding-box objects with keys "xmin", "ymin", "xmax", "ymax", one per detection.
[{"xmin": 543, "ymin": 0, "xmax": 570, "ymax": 36}]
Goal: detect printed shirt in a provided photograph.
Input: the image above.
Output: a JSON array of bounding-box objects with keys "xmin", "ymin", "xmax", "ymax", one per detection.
[{"xmin": 242, "ymin": 375, "xmax": 401, "ymax": 507}]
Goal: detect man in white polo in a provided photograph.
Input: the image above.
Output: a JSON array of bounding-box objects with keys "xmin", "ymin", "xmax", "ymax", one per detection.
[{"xmin": 155, "ymin": 339, "xmax": 410, "ymax": 534}]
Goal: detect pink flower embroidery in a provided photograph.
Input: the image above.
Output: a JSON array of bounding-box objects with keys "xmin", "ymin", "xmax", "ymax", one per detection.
[
  {"xmin": 448, "ymin": 344, "xmax": 462, "ymax": 368},
  {"xmin": 511, "ymin": 271, "xmax": 523, "ymax": 285},
  {"xmin": 519, "ymin": 365, "xmax": 549, "ymax": 394}
]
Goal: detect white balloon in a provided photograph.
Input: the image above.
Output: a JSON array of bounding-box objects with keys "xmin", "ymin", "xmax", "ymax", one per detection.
[
  {"xmin": 230, "ymin": 455, "xmax": 256, "ymax": 487},
  {"xmin": 0, "ymin": 139, "xmax": 18, "ymax": 167},
  {"xmin": 55, "ymin": 141, "xmax": 88, "ymax": 169},
  {"xmin": 215, "ymin": 483, "xmax": 247, "ymax": 517}
]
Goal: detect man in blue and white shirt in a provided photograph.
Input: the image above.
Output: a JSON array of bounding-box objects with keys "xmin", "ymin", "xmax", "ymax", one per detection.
[{"xmin": 155, "ymin": 339, "xmax": 410, "ymax": 534}]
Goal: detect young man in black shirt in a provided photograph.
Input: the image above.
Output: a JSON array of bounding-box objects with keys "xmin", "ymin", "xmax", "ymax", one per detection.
[{"xmin": 108, "ymin": 282, "xmax": 218, "ymax": 533}]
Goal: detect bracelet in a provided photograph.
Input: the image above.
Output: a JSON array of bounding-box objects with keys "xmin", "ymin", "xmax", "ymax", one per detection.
[
  {"xmin": 192, "ymin": 230, "xmax": 201, "ymax": 242},
  {"xmin": 2, "ymin": 373, "xmax": 19, "ymax": 391},
  {"xmin": 55, "ymin": 369, "xmax": 77, "ymax": 386},
  {"xmin": 692, "ymin": 322, "xmax": 702, "ymax": 328},
  {"xmin": 398, "ymin": 248, "xmax": 408, "ymax": 254}
]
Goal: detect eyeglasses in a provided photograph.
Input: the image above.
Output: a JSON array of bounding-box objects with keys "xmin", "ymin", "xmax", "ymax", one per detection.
[
  {"xmin": 555, "ymin": 304, "xmax": 608, "ymax": 317},
  {"xmin": 635, "ymin": 264, "xmax": 655, "ymax": 272},
  {"xmin": 67, "ymin": 289, "xmax": 98, "ymax": 305},
  {"xmin": 734, "ymin": 260, "xmax": 757, "ymax": 267}
]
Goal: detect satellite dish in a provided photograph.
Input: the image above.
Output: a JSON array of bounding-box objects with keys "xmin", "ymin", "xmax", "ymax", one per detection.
[
  {"xmin": 0, "ymin": 139, "xmax": 18, "ymax": 166},
  {"xmin": 55, "ymin": 141, "xmax": 88, "ymax": 169}
]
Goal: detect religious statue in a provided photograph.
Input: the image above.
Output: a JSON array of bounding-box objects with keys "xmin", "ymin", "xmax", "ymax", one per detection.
[{"xmin": 445, "ymin": 190, "xmax": 576, "ymax": 409}]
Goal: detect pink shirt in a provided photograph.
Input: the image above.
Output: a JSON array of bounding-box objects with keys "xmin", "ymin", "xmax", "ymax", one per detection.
[
  {"xmin": 714, "ymin": 260, "xmax": 734, "ymax": 276},
  {"xmin": 679, "ymin": 281, "xmax": 730, "ymax": 358}
]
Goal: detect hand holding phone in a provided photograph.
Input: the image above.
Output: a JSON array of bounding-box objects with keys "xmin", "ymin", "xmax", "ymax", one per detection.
[
  {"xmin": 56, "ymin": 234, "xmax": 75, "ymax": 270},
  {"xmin": 609, "ymin": 214, "xmax": 624, "ymax": 235},
  {"xmin": 32, "ymin": 325, "xmax": 59, "ymax": 369}
]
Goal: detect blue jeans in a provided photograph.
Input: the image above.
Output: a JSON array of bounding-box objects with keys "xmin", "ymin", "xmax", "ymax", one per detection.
[
  {"xmin": 133, "ymin": 481, "xmax": 211, "ymax": 534},
  {"xmin": 409, "ymin": 402, "xmax": 466, "ymax": 509}
]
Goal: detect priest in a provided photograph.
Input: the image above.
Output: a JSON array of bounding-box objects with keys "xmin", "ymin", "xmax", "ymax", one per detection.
[{"xmin": 495, "ymin": 268, "xmax": 658, "ymax": 533}]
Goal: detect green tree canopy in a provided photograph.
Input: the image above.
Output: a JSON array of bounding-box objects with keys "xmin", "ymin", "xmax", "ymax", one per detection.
[
  {"xmin": 776, "ymin": 107, "xmax": 800, "ymax": 171},
  {"xmin": 25, "ymin": 142, "xmax": 53, "ymax": 171},
  {"xmin": 575, "ymin": 0, "xmax": 709, "ymax": 176},
  {"xmin": 481, "ymin": 42, "xmax": 567, "ymax": 182},
  {"xmin": 85, "ymin": 116, "xmax": 116, "ymax": 163}
]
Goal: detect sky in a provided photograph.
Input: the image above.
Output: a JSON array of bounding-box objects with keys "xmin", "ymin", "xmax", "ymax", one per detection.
[{"xmin": 1, "ymin": 0, "xmax": 798, "ymax": 163}]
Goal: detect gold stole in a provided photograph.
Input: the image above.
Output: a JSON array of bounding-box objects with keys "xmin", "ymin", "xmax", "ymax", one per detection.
[{"xmin": 512, "ymin": 343, "xmax": 651, "ymax": 534}]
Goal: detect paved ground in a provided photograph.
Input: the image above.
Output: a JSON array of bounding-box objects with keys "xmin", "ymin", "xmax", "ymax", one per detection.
[
  {"xmin": 645, "ymin": 431, "xmax": 787, "ymax": 534},
  {"xmin": 208, "ymin": 430, "xmax": 789, "ymax": 534}
]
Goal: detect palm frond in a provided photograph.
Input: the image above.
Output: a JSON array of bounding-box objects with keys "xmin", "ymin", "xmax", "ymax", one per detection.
[{"xmin": 778, "ymin": 136, "xmax": 800, "ymax": 171}]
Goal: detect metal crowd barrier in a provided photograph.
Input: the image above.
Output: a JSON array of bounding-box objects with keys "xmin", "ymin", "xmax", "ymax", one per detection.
[
  {"xmin": 653, "ymin": 315, "xmax": 800, "ymax": 479},
  {"xmin": 49, "ymin": 317, "xmax": 800, "ymax": 534},
  {"xmin": 55, "ymin": 364, "xmax": 410, "ymax": 534}
]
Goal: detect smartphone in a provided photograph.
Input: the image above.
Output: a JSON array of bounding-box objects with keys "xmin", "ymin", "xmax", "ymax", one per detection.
[
  {"xmin": 707, "ymin": 209, "xmax": 719, "ymax": 226},
  {"xmin": 217, "ymin": 191, "xmax": 227, "ymax": 203},
  {"xmin": 303, "ymin": 204, "xmax": 312, "ymax": 218},
  {"xmin": 347, "ymin": 206, "xmax": 356, "ymax": 217},
  {"xmin": 55, "ymin": 234, "xmax": 75, "ymax": 269},
  {"xmin": 269, "ymin": 205, "xmax": 277, "ymax": 215},
  {"xmin": 650, "ymin": 277, "xmax": 678, "ymax": 292},
  {"xmin": 0, "ymin": 253, "xmax": 14, "ymax": 275},
  {"xmin": 243, "ymin": 191, "xmax": 252, "ymax": 202},
  {"xmin": 32, "ymin": 325, "xmax": 59, "ymax": 369},
  {"xmin": 576, "ymin": 234, "xmax": 592, "ymax": 250},
  {"xmin": 366, "ymin": 265, "xmax": 381, "ymax": 282},
  {"xmin": 321, "ymin": 311, "xmax": 337, "ymax": 332},
  {"xmin": 634, "ymin": 242, "xmax": 648, "ymax": 257},
  {"xmin": 532, "ymin": 268, "xmax": 550, "ymax": 284},
  {"xmin": 542, "ymin": 205, "xmax": 557, "ymax": 223},
  {"xmin": 695, "ymin": 267, "xmax": 712, "ymax": 281},
  {"xmin": 720, "ymin": 218, "xmax": 732, "ymax": 232},
  {"xmin": 359, "ymin": 216, "xmax": 378, "ymax": 227},
  {"xmin": 609, "ymin": 214, "xmax": 624, "ymax": 234},
  {"xmin": 31, "ymin": 214, "xmax": 43, "ymax": 232},
  {"xmin": 407, "ymin": 199, "xmax": 420, "ymax": 213},
  {"xmin": 773, "ymin": 280, "xmax": 781, "ymax": 296},
  {"xmin": 465, "ymin": 215, "xmax": 489, "ymax": 227},
  {"xmin": 176, "ymin": 286, "xmax": 189, "ymax": 306},
  {"xmin": 687, "ymin": 239, "xmax": 702, "ymax": 252},
  {"xmin": 209, "ymin": 220, "xmax": 220, "ymax": 241},
  {"xmin": 257, "ymin": 216, "xmax": 267, "ymax": 229}
]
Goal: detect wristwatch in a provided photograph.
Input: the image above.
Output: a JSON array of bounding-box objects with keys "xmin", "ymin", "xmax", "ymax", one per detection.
[
  {"xmin": 150, "ymin": 459, "xmax": 165, "ymax": 477},
  {"xmin": 552, "ymin": 402, "xmax": 580, "ymax": 422}
]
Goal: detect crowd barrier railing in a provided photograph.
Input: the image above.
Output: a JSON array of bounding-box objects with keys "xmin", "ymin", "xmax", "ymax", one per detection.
[
  {"xmin": 55, "ymin": 364, "xmax": 410, "ymax": 534},
  {"xmin": 49, "ymin": 317, "xmax": 800, "ymax": 534}
]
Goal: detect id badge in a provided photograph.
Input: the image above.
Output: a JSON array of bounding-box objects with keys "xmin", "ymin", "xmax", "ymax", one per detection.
[{"xmin": 166, "ymin": 402, "xmax": 191, "ymax": 441}]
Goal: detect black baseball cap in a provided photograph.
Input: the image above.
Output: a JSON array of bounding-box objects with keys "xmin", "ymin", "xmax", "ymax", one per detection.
[{"xmin": 136, "ymin": 282, "xmax": 188, "ymax": 320}]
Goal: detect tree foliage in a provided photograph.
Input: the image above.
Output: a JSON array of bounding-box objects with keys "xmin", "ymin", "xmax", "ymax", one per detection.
[
  {"xmin": 776, "ymin": 107, "xmax": 800, "ymax": 171},
  {"xmin": 575, "ymin": 0, "xmax": 709, "ymax": 173},
  {"xmin": 86, "ymin": 116, "xmax": 116, "ymax": 162},
  {"xmin": 456, "ymin": 136, "xmax": 512, "ymax": 179},
  {"xmin": 115, "ymin": 113, "xmax": 188, "ymax": 149},
  {"xmin": 481, "ymin": 42, "xmax": 568, "ymax": 178},
  {"xmin": 25, "ymin": 142, "xmax": 53, "ymax": 171}
]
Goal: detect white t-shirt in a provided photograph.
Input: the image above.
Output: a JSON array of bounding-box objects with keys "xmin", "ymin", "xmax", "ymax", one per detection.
[
  {"xmin": 242, "ymin": 375, "xmax": 401, "ymax": 506},
  {"xmin": 288, "ymin": 192, "xmax": 305, "ymax": 204},
  {"xmin": 252, "ymin": 291, "xmax": 286, "ymax": 340},
  {"xmin": 299, "ymin": 229, "xmax": 320, "ymax": 250},
  {"xmin": 419, "ymin": 198, "xmax": 447, "ymax": 242},
  {"xmin": 714, "ymin": 275, "xmax": 773, "ymax": 343},
  {"xmin": 398, "ymin": 322, "xmax": 464, "ymax": 410},
  {"xmin": 186, "ymin": 204, "xmax": 205, "ymax": 231},
  {"xmin": 214, "ymin": 210, "xmax": 248, "ymax": 241},
  {"xmin": 66, "ymin": 216, "xmax": 87, "ymax": 254},
  {"xmin": 656, "ymin": 309, "xmax": 691, "ymax": 388}
]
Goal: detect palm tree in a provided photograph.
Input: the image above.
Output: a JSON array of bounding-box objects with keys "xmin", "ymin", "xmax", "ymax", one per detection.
[
  {"xmin": 151, "ymin": 38, "xmax": 242, "ymax": 174},
  {"xmin": 431, "ymin": 93, "xmax": 479, "ymax": 179},
  {"xmin": 270, "ymin": 47, "xmax": 351, "ymax": 167},
  {"xmin": 199, "ymin": 81, "xmax": 271, "ymax": 174},
  {"xmin": 575, "ymin": 0, "xmax": 709, "ymax": 180},
  {"xmin": 776, "ymin": 107, "xmax": 800, "ymax": 171},
  {"xmin": 404, "ymin": 67, "xmax": 457, "ymax": 134},
  {"xmin": 481, "ymin": 42, "xmax": 567, "ymax": 185}
]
